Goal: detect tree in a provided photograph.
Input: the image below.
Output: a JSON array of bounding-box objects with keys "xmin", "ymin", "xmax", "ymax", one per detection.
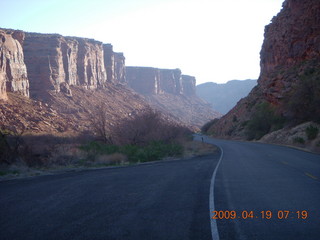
[{"xmin": 87, "ymin": 103, "xmax": 113, "ymax": 144}]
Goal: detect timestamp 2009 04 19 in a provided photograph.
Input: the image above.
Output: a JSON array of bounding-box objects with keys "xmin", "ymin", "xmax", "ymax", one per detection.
[{"xmin": 211, "ymin": 210, "xmax": 308, "ymax": 220}]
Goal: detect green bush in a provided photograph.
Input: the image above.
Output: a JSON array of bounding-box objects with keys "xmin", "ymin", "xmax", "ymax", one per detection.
[
  {"xmin": 201, "ymin": 119, "xmax": 219, "ymax": 133},
  {"xmin": 305, "ymin": 125, "xmax": 319, "ymax": 140},
  {"xmin": 284, "ymin": 63, "xmax": 320, "ymax": 123},
  {"xmin": 79, "ymin": 140, "xmax": 183, "ymax": 164},
  {"xmin": 245, "ymin": 102, "xmax": 285, "ymax": 140},
  {"xmin": 293, "ymin": 137, "xmax": 305, "ymax": 144}
]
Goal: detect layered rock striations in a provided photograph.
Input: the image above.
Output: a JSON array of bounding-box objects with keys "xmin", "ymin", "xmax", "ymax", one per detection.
[
  {"xmin": 103, "ymin": 44, "xmax": 126, "ymax": 84},
  {"xmin": 0, "ymin": 28, "xmax": 219, "ymax": 129},
  {"xmin": 126, "ymin": 67, "xmax": 196, "ymax": 96},
  {"xmin": 208, "ymin": 0, "xmax": 320, "ymax": 138},
  {"xmin": 126, "ymin": 67, "xmax": 161, "ymax": 94},
  {"xmin": 0, "ymin": 29, "xmax": 29, "ymax": 100},
  {"xmin": 181, "ymin": 75, "xmax": 196, "ymax": 96},
  {"xmin": 24, "ymin": 33, "xmax": 108, "ymax": 98}
]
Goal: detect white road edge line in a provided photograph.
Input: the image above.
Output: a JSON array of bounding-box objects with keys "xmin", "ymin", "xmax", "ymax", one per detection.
[{"xmin": 209, "ymin": 144, "xmax": 223, "ymax": 240}]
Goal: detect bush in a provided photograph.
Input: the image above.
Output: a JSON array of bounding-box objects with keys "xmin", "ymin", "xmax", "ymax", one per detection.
[
  {"xmin": 79, "ymin": 140, "xmax": 183, "ymax": 164},
  {"xmin": 245, "ymin": 102, "xmax": 285, "ymax": 140},
  {"xmin": 201, "ymin": 119, "xmax": 219, "ymax": 133},
  {"xmin": 293, "ymin": 137, "xmax": 305, "ymax": 144},
  {"xmin": 113, "ymin": 107, "xmax": 191, "ymax": 146},
  {"xmin": 284, "ymin": 63, "xmax": 320, "ymax": 123},
  {"xmin": 305, "ymin": 125, "xmax": 319, "ymax": 140}
]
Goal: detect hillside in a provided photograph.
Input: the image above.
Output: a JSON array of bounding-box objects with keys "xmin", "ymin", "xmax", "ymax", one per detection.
[
  {"xmin": 0, "ymin": 28, "xmax": 218, "ymax": 136},
  {"xmin": 196, "ymin": 80, "xmax": 257, "ymax": 114},
  {"xmin": 206, "ymin": 0, "xmax": 320, "ymax": 149}
]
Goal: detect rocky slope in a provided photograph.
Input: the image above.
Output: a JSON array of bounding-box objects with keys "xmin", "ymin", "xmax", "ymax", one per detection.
[
  {"xmin": 208, "ymin": 0, "xmax": 320, "ymax": 140},
  {"xmin": 126, "ymin": 67, "xmax": 220, "ymax": 127},
  {"xmin": 0, "ymin": 84, "xmax": 149, "ymax": 135},
  {"xmin": 196, "ymin": 80, "xmax": 257, "ymax": 114}
]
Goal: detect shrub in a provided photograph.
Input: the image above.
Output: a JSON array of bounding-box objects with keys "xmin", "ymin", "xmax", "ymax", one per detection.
[
  {"xmin": 305, "ymin": 125, "xmax": 319, "ymax": 140},
  {"xmin": 113, "ymin": 107, "xmax": 191, "ymax": 146},
  {"xmin": 201, "ymin": 119, "xmax": 219, "ymax": 133},
  {"xmin": 293, "ymin": 137, "xmax": 305, "ymax": 144},
  {"xmin": 79, "ymin": 140, "xmax": 183, "ymax": 164},
  {"xmin": 284, "ymin": 63, "xmax": 320, "ymax": 123},
  {"xmin": 245, "ymin": 102, "xmax": 285, "ymax": 140}
]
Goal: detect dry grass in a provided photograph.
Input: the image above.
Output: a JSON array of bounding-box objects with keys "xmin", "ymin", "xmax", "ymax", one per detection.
[
  {"xmin": 182, "ymin": 140, "xmax": 218, "ymax": 158},
  {"xmin": 95, "ymin": 153, "xmax": 128, "ymax": 166}
]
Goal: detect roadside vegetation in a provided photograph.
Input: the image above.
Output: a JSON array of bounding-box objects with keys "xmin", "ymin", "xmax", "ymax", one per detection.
[
  {"xmin": 244, "ymin": 101, "xmax": 285, "ymax": 140},
  {"xmin": 0, "ymin": 106, "xmax": 217, "ymax": 179}
]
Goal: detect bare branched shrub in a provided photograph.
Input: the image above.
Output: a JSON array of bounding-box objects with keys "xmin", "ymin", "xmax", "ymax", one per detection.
[
  {"xmin": 87, "ymin": 103, "xmax": 113, "ymax": 144},
  {"xmin": 113, "ymin": 107, "xmax": 191, "ymax": 146},
  {"xmin": 0, "ymin": 127, "xmax": 26, "ymax": 165}
]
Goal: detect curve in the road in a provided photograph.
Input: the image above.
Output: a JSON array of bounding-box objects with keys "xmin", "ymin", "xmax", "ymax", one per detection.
[
  {"xmin": 209, "ymin": 145, "xmax": 223, "ymax": 240},
  {"xmin": 196, "ymin": 135, "xmax": 320, "ymax": 240}
]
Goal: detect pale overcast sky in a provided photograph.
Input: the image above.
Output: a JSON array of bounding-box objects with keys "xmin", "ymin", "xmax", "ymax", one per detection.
[{"xmin": 2, "ymin": 0, "xmax": 284, "ymax": 84}]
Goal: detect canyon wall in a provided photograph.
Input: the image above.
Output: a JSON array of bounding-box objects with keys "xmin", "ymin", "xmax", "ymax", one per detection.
[
  {"xmin": 126, "ymin": 67, "xmax": 160, "ymax": 94},
  {"xmin": 0, "ymin": 28, "xmax": 219, "ymax": 128},
  {"xmin": 259, "ymin": 0, "xmax": 320, "ymax": 106},
  {"xmin": 181, "ymin": 75, "xmax": 196, "ymax": 96},
  {"xmin": 208, "ymin": 0, "xmax": 320, "ymax": 138},
  {"xmin": 126, "ymin": 67, "xmax": 196, "ymax": 96},
  {"xmin": 0, "ymin": 29, "xmax": 29, "ymax": 100},
  {"xmin": 103, "ymin": 44, "xmax": 126, "ymax": 84},
  {"xmin": 0, "ymin": 30, "xmax": 126, "ymax": 100},
  {"xmin": 23, "ymin": 33, "xmax": 108, "ymax": 98}
]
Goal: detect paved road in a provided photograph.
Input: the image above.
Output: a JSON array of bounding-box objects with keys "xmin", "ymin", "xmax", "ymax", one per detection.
[
  {"xmin": 194, "ymin": 135, "xmax": 320, "ymax": 240},
  {"xmin": 1, "ymin": 137, "xmax": 320, "ymax": 240},
  {"xmin": 0, "ymin": 153, "xmax": 220, "ymax": 240}
]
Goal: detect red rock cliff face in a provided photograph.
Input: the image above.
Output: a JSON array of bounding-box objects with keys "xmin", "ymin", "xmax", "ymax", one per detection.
[
  {"xmin": 126, "ymin": 67, "xmax": 196, "ymax": 96},
  {"xmin": 208, "ymin": 0, "xmax": 320, "ymax": 138},
  {"xmin": 23, "ymin": 33, "xmax": 107, "ymax": 99},
  {"xmin": 158, "ymin": 69, "xmax": 183, "ymax": 95},
  {"xmin": 259, "ymin": 0, "xmax": 320, "ymax": 106},
  {"xmin": 103, "ymin": 44, "xmax": 126, "ymax": 85},
  {"xmin": 0, "ymin": 29, "xmax": 29, "ymax": 100},
  {"xmin": 181, "ymin": 75, "xmax": 196, "ymax": 96},
  {"xmin": 126, "ymin": 67, "xmax": 160, "ymax": 94}
]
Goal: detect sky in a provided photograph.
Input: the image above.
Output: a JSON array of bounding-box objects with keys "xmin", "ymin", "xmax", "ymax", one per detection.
[{"xmin": 2, "ymin": 0, "xmax": 284, "ymax": 84}]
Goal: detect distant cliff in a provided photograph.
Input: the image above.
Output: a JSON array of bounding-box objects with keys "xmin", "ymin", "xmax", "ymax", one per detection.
[
  {"xmin": 103, "ymin": 44, "xmax": 126, "ymax": 84},
  {"xmin": 207, "ymin": 0, "xmax": 320, "ymax": 139},
  {"xmin": 0, "ymin": 29, "xmax": 29, "ymax": 100},
  {"xmin": 126, "ymin": 66, "xmax": 220, "ymax": 127},
  {"xmin": 196, "ymin": 80, "xmax": 257, "ymax": 114},
  {"xmin": 126, "ymin": 67, "xmax": 196, "ymax": 96}
]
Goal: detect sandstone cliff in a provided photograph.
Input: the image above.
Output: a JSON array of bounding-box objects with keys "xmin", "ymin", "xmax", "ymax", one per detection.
[
  {"xmin": 207, "ymin": 0, "xmax": 320, "ymax": 139},
  {"xmin": 103, "ymin": 44, "xmax": 126, "ymax": 84},
  {"xmin": 23, "ymin": 33, "xmax": 108, "ymax": 99},
  {"xmin": 126, "ymin": 67, "xmax": 195, "ymax": 96},
  {"xmin": 0, "ymin": 28, "xmax": 219, "ymax": 131},
  {"xmin": 0, "ymin": 29, "xmax": 29, "ymax": 100},
  {"xmin": 126, "ymin": 66, "xmax": 221, "ymax": 127}
]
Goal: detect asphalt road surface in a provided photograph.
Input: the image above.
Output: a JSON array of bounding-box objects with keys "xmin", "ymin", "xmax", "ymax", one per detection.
[
  {"xmin": 0, "ymin": 153, "xmax": 220, "ymax": 240},
  {"xmin": 195, "ymin": 135, "xmax": 320, "ymax": 240},
  {"xmin": 1, "ymin": 137, "xmax": 320, "ymax": 240}
]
